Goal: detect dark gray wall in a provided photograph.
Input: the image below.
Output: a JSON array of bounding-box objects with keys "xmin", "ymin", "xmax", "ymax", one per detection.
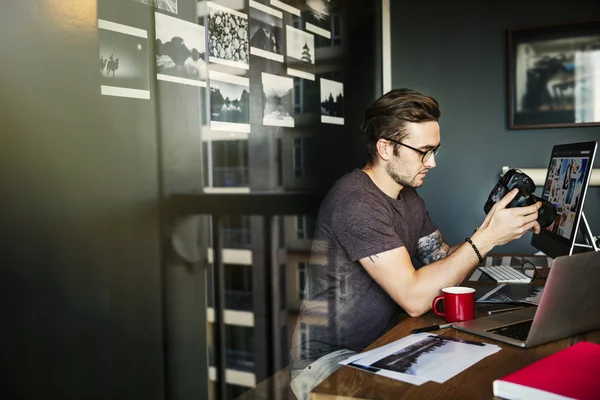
[
  {"xmin": 0, "ymin": 2, "xmax": 165, "ymax": 399},
  {"xmin": 390, "ymin": 1, "xmax": 600, "ymax": 254}
]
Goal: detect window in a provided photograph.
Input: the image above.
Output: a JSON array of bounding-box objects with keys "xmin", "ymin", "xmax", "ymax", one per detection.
[
  {"xmin": 296, "ymin": 215, "xmax": 316, "ymax": 239},
  {"xmin": 203, "ymin": 140, "xmax": 249, "ymax": 187},
  {"xmin": 224, "ymin": 263, "xmax": 253, "ymax": 311},
  {"xmin": 290, "ymin": 14, "xmax": 302, "ymax": 29},
  {"xmin": 297, "ymin": 262, "xmax": 306, "ymax": 300},
  {"xmin": 293, "ymin": 138, "xmax": 303, "ymax": 178},
  {"xmin": 315, "ymin": 5, "xmax": 342, "ymax": 48},
  {"xmin": 226, "ymin": 384, "xmax": 249, "ymax": 399},
  {"xmin": 276, "ymin": 138, "xmax": 283, "ymax": 186},
  {"xmin": 280, "ymin": 263, "xmax": 286, "ymax": 310},
  {"xmin": 222, "ymin": 215, "xmax": 251, "ymax": 249},
  {"xmin": 225, "ymin": 325, "xmax": 255, "ymax": 372},
  {"xmin": 293, "ymin": 78, "xmax": 303, "ymax": 114},
  {"xmin": 278, "ymin": 215, "xmax": 286, "ymax": 249},
  {"xmin": 300, "ymin": 323, "xmax": 309, "ymax": 359}
]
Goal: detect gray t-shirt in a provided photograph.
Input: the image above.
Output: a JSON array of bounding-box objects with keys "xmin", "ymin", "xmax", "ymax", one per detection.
[{"xmin": 291, "ymin": 169, "xmax": 437, "ymax": 370}]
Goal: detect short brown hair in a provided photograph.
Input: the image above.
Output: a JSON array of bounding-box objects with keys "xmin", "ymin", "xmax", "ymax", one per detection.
[{"xmin": 362, "ymin": 88, "xmax": 440, "ymax": 164}]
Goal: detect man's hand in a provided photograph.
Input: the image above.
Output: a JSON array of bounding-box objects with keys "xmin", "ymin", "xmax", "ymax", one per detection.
[{"xmin": 477, "ymin": 188, "xmax": 542, "ymax": 247}]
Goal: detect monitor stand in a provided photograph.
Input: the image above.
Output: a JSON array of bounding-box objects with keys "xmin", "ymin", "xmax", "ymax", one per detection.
[{"xmin": 572, "ymin": 212, "xmax": 599, "ymax": 253}]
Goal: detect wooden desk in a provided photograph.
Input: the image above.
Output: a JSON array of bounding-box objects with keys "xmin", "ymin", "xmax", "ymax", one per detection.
[{"xmin": 311, "ymin": 294, "xmax": 600, "ymax": 399}]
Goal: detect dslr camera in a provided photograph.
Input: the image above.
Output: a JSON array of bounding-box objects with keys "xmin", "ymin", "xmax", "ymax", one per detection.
[{"xmin": 484, "ymin": 169, "xmax": 556, "ymax": 228}]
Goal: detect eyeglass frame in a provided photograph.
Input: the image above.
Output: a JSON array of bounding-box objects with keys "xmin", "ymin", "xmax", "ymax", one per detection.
[{"xmin": 383, "ymin": 137, "xmax": 441, "ymax": 162}]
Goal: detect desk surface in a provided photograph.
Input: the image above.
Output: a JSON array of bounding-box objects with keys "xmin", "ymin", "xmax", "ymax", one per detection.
[{"xmin": 311, "ymin": 274, "xmax": 600, "ymax": 399}]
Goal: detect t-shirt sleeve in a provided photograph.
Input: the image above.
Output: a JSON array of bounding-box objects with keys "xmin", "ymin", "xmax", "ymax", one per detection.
[
  {"xmin": 418, "ymin": 199, "xmax": 438, "ymax": 240},
  {"xmin": 330, "ymin": 195, "xmax": 404, "ymax": 262}
]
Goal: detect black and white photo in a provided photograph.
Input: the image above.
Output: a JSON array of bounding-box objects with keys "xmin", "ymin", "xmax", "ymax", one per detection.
[
  {"xmin": 208, "ymin": 1, "xmax": 249, "ymax": 70},
  {"xmin": 370, "ymin": 336, "xmax": 491, "ymax": 382},
  {"xmin": 320, "ymin": 78, "xmax": 343, "ymax": 124},
  {"xmin": 155, "ymin": 12, "xmax": 207, "ymax": 87},
  {"xmin": 249, "ymin": 0, "xmax": 284, "ymax": 62},
  {"xmin": 133, "ymin": 0, "xmax": 177, "ymax": 14},
  {"xmin": 262, "ymin": 72, "xmax": 294, "ymax": 127},
  {"xmin": 210, "ymin": 71, "xmax": 250, "ymax": 132},
  {"xmin": 303, "ymin": 0, "xmax": 331, "ymax": 39},
  {"xmin": 98, "ymin": 19, "xmax": 150, "ymax": 100},
  {"xmin": 270, "ymin": 0, "xmax": 301, "ymax": 16},
  {"xmin": 355, "ymin": 334, "xmax": 501, "ymax": 383},
  {"xmin": 286, "ymin": 26, "xmax": 315, "ymax": 80}
]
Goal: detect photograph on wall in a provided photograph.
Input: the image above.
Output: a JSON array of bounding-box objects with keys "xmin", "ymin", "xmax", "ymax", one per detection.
[
  {"xmin": 303, "ymin": 0, "xmax": 331, "ymax": 39},
  {"xmin": 286, "ymin": 26, "xmax": 315, "ymax": 80},
  {"xmin": 249, "ymin": 0, "xmax": 284, "ymax": 63},
  {"xmin": 508, "ymin": 19, "xmax": 600, "ymax": 129},
  {"xmin": 133, "ymin": 0, "xmax": 177, "ymax": 14},
  {"xmin": 98, "ymin": 19, "xmax": 150, "ymax": 100},
  {"xmin": 269, "ymin": 0, "xmax": 301, "ymax": 16},
  {"xmin": 320, "ymin": 78, "xmax": 344, "ymax": 124},
  {"xmin": 207, "ymin": 1, "xmax": 249, "ymax": 70},
  {"xmin": 262, "ymin": 72, "xmax": 294, "ymax": 127},
  {"xmin": 155, "ymin": 12, "xmax": 207, "ymax": 87},
  {"xmin": 210, "ymin": 71, "xmax": 250, "ymax": 132}
]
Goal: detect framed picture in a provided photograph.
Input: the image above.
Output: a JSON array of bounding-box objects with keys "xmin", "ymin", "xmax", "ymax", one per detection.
[{"xmin": 508, "ymin": 19, "xmax": 600, "ymax": 129}]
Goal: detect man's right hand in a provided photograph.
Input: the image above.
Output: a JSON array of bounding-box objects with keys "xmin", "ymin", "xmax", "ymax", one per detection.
[{"xmin": 477, "ymin": 188, "xmax": 542, "ymax": 247}]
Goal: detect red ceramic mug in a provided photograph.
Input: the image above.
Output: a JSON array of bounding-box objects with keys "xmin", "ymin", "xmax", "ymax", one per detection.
[{"xmin": 432, "ymin": 287, "xmax": 476, "ymax": 323}]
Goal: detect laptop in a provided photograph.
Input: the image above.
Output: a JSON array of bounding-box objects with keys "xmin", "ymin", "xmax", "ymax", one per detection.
[{"xmin": 453, "ymin": 251, "xmax": 600, "ymax": 348}]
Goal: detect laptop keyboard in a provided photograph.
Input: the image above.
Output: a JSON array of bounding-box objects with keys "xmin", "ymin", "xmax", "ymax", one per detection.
[
  {"xmin": 488, "ymin": 320, "xmax": 533, "ymax": 341},
  {"xmin": 478, "ymin": 265, "xmax": 532, "ymax": 284}
]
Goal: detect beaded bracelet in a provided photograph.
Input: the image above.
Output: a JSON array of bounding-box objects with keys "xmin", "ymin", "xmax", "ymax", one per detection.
[{"xmin": 465, "ymin": 237, "xmax": 483, "ymax": 263}]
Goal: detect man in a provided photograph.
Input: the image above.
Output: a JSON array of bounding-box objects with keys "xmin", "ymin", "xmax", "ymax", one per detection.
[{"xmin": 289, "ymin": 88, "xmax": 541, "ymax": 399}]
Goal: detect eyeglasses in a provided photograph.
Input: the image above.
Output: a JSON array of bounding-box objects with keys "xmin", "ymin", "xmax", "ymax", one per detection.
[{"xmin": 384, "ymin": 138, "xmax": 441, "ymax": 162}]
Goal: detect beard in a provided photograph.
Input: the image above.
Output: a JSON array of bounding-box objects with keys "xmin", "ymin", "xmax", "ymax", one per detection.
[{"xmin": 385, "ymin": 159, "xmax": 423, "ymax": 189}]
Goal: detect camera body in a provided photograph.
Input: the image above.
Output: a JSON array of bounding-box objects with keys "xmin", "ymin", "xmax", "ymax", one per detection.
[{"xmin": 484, "ymin": 169, "xmax": 556, "ymax": 228}]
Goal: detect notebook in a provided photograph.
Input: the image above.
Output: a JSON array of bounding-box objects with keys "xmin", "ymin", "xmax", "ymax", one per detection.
[
  {"xmin": 453, "ymin": 251, "xmax": 600, "ymax": 347},
  {"xmin": 493, "ymin": 341, "xmax": 600, "ymax": 400}
]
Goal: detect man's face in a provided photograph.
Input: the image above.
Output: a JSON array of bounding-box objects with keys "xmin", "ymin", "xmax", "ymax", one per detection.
[{"xmin": 385, "ymin": 121, "xmax": 440, "ymax": 189}]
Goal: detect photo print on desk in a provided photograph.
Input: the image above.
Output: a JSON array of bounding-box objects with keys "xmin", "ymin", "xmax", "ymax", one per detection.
[
  {"xmin": 249, "ymin": 0, "xmax": 284, "ymax": 63},
  {"xmin": 210, "ymin": 71, "xmax": 250, "ymax": 132},
  {"xmin": 320, "ymin": 78, "xmax": 344, "ymax": 124},
  {"xmin": 270, "ymin": 0, "xmax": 301, "ymax": 16},
  {"xmin": 262, "ymin": 72, "xmax": 294, "ymax": 127},
  {"xmin": 98, "ymin": 19, "xmax": 150, "ymax": 100},
  {"xmin": 207, "ymin": 1, "xmax": 249, "ymax": 70},
  {"xmin": 286, "ymin": 26, "xmax": 315, "ymax": 80},
  {"xmin": 303, "ymin": 0, "xmax": 331, "ymax": 38},
  {"xmin": 155, "ymin": 12, "xmax": 207, "ymax": 87},
  {"xmin": 133, "ymin": 0, "xmax": 177, "ymax": 14}
]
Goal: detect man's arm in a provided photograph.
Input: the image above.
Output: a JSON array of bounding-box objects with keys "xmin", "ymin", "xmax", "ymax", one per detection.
[
  {"xmin": 359, "ymin": 189, "xmax": 541, "ymax": 317},
  {"xmin": 415, "ymin": 230, "xmax": 450, "ymax": 265}
]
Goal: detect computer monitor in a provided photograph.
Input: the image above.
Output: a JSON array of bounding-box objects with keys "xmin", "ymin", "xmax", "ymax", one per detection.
[{"xmin": 531, "ymin": 141, "xmax": 598, "ymax": 258}]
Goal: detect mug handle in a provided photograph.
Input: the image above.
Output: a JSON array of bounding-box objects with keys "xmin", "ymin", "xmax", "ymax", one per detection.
[{"xmin": 432, "ymin": 295, "xmax": 445, "ymax": 317}]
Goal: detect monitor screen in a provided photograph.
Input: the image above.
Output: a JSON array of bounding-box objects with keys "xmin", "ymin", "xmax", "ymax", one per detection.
[{"xmin": 531, "ymin": 141, "xmax": 597, "ymax": 258}]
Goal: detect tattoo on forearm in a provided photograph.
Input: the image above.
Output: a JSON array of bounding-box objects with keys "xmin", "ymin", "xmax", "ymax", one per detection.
[
  {"xmin": 416, "ymin": 230, "xmax": 450, "ymax": 265},
  {"xmin": 368, "ymin": 254, "xmax": 380, "ymax": 263}
]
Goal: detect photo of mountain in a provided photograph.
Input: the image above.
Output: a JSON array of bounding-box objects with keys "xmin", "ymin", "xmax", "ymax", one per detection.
[
  {"xmin": 249, "ymin": 0, "xmax": 284, "ymax": 62},
  {"xmin": 262, "ymin": 72, "xmax": 294, "ymax": 127},
  {"xmin": 303, "ymin": 0, "xmax": 331, "ymax": 38},
  {"xmin": 98, "ymin": 19, "xmax": 150, "ymax": 100},
  {"xmin": 320, "ymin": 78, "xmax": 343, "ymax": 124},
  {"xmin": 155, "ymin": 12, "xmax": 206, "ymax": 87},
  {"xmin": 133, "ymin": 0, "xmax": 177, "ymax": 14},
  {"xmin": 208, "ymin": 1, "xmax": 249, "ymax": 70},
  {"xmin": 286, "ymin": 26, "xmax": 315, "ymax": 80},
  {"xmin": 210, "ymin": 71, "xmax": 250, "ymax": 132}
]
